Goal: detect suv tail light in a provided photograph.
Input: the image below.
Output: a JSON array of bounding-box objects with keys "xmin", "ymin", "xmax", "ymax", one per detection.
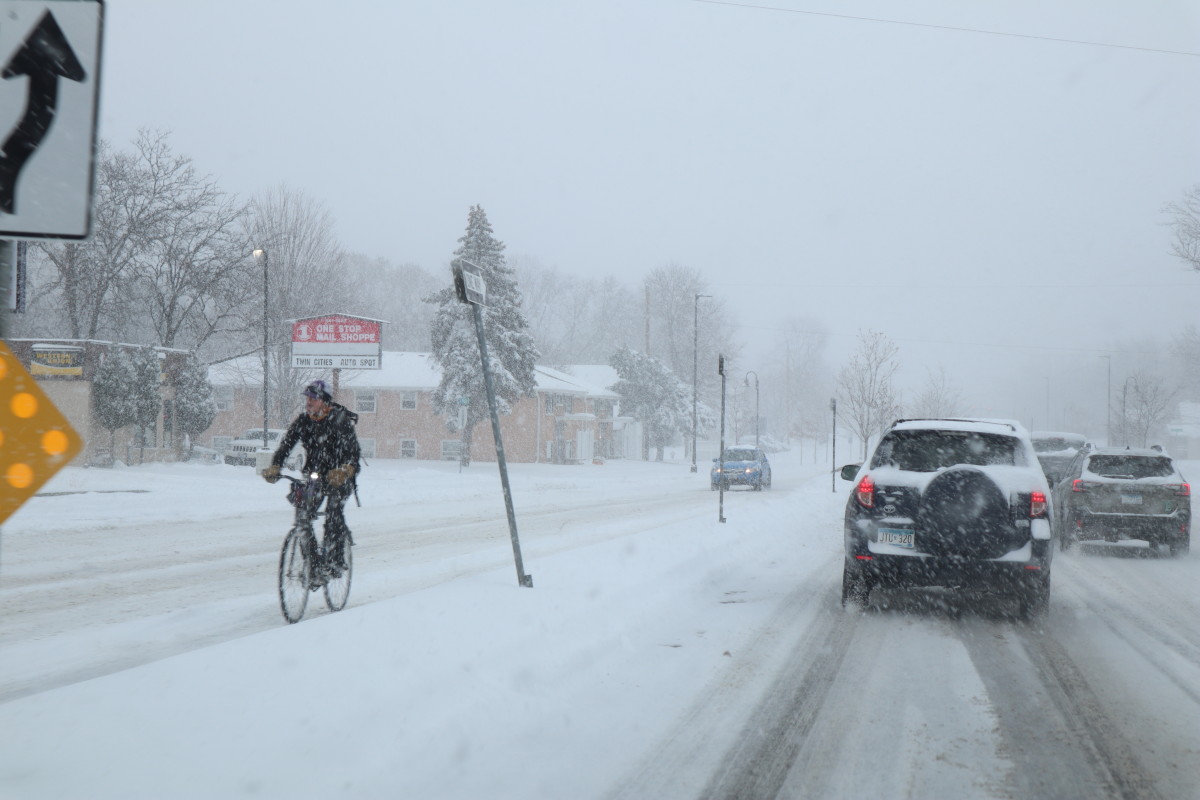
[
  {"xmin": 1072, "ymin": 479, "xmax": 1087, "ymax": 492},
  {"xmin": 1030, "ymin": 491, "xmax": 1047, "ymax": 518},
  {"xmin": 1171, "ymin": 483, "xmax": 1191, "ymax": 496},
  {"xmin": 855, "ymin": 475, "xmax": 875, "ymax": 508}
]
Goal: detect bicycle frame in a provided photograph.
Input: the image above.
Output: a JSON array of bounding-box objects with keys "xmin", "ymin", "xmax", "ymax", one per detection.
[{"xmin": 278, "ymin": 472, "xmax": 353, "ymax": 623}]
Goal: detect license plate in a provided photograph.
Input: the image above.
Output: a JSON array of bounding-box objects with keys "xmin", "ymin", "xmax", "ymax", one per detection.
[
  {"xmin": 1120, "ymin": 493, "xmax": 1142, "ymax": 505},
  {"xmin": 878, "ymin": 528, "xmax": 915, "ymax": 549}
]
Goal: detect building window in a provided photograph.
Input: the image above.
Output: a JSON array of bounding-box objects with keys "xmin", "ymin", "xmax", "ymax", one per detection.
[
  {"xmin": 214, "ymin": 386, "xmax": 234, "ymax": 412},
  {"xmin": 359, "ymin": 438, "xmax": 377, "ymax": 459},
  {"xmin": 441, "ymin": 439, "xmax": 462, "ymax": 461},
  {"xmin": 355, "ymin": 391, "xmax": 376, "ymax": 414},
  {"xmin": 400, "ymin": 439, "xmax": 417, "ymax": 458},
  {"xmin": 401, "ymin": 391, "xmax": 417, "ymax": 410}
]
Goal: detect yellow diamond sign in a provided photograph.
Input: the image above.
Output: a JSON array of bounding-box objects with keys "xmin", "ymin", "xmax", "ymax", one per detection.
[{"xmin": 0, "ymin": 341, "xmax": 83, "ymax": 526}]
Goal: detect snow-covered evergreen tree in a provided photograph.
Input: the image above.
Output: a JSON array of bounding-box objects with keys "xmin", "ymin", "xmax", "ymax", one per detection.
[
  {"xmin": 128, "ymin": 347, "xmax": 164, "ymax": 462},
  {"xmin": 426, "ymin": 205, "xmax": 539, "ymax": 466},
  {"xmin": 92, "ymin": 347, "xmax": 140, "ymax": 464},
  {"xmin": 172, "ymin": 354, "xmax": 217, "ymax": 458},
  {"xmin": 609, "ymin": 346, "xmax": 692, "ymax": 462}
]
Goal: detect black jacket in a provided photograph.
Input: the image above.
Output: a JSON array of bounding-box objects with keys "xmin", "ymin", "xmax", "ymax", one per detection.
[{"xmin": 272, "ymin": 402, "xmax": 361, "ymax": 481}]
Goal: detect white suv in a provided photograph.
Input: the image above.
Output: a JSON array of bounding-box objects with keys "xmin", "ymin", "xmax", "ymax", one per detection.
[{"xmin": 223, "ymin": 428, "xmax": 304, "ymax": 469}]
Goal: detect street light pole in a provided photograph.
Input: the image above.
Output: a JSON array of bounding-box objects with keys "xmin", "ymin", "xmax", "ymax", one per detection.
[
  {"xmin": 254, "ymin": 249, "xmax": 269, "ymax": 450},
  {"xmin": 744, "ymin": 370, "xmax": 759, "ymax": 450},
  {"xmin": 691, "ymin": 293, "xmax": 711, "ymax": 473}
]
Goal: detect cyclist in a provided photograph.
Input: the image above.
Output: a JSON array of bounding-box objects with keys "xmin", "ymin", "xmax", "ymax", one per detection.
[{"xmin": 262, "ymin": 379, "xmax": 361, "ymax": 577}]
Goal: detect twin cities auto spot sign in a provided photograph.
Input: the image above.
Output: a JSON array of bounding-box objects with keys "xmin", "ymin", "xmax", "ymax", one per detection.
[{"xmin": 290, "ymin": 314, "xmax": 384, "ymax": 370}]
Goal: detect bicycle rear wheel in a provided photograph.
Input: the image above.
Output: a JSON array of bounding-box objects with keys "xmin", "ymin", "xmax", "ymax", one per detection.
[
  {"xmin": 324, "ymin": 543, "xmax": 353, "ymax": 612},
  {"xmin": 279, "ymin": 528, "xmax": 311, "ymax": 624}
]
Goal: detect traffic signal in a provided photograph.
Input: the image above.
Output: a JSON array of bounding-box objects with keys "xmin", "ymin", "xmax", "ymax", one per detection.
[{"xmin": 0, "ymin": 341, "xmax": 83, "ymax": 526}]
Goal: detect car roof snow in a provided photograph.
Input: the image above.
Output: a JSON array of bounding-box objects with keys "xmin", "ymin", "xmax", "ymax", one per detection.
[{"xmin": 890, "ymin": 418, "xmax": 1022, "ymax": 435}]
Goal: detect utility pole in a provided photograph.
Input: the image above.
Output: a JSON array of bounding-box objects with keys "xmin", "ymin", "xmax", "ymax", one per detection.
[
  {"xmin": 1100, "ymin": 355, "xmax": 1112, "ymax": 445},
  {"xmin": 831, "ymin": 398, "xmax": 837, "ymax": 493},
  {"xmin": 718, "ymin": 354, "xmax": 726, "ymax": 523}
]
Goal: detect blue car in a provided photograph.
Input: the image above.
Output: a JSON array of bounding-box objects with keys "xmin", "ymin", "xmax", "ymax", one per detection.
[{"xmin": 711, "ymin": 447, "xmax": 772, "ymax": 491}]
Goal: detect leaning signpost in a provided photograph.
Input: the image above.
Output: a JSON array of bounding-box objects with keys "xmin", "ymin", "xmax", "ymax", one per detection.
[{"xmin": 453, "ymin": 259, "xmax": 533, "ymax": 588}]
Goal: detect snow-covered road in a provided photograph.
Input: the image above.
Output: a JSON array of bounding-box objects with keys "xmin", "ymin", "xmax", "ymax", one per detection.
[{"xmin": 1, "ymin": 454, "xmax": 1197, "ymax": 798}]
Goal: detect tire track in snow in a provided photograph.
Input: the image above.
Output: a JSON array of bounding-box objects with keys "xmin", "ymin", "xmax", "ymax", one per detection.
[
  {"xmin": 605, "ymin": 557, "xmax": 852, "ymax": 800},
  {"xmin": 961, "ymin": 617, "xmax": 1168, "ymax": 800}
]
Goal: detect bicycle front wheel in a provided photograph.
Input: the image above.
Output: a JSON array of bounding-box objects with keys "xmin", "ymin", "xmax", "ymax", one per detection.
[
  {"xmin": 324, "ymin": 543, "xmax": 353, "ymax": 612},
  {"xmin": 279, "ymin": 528, "xmax": 311, "ymax": 624}
]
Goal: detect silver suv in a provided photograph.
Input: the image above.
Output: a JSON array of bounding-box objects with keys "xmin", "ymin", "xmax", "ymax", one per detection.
[
  {"xmin": 839, "ymin": 418, "xmax": 1055, "ymax": 619},
  {"xmin": 223, "ymin": 428, "xmax": 304, "ymax": 469}
]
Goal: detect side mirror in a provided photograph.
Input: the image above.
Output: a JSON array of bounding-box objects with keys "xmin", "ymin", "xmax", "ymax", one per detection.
[
  {"xmin": 839, "ymin": 464, "xmax": 861, "ymax": 481},
  {"xmin": 712, "ymin": 457, "xmax": 719, "ymax": 463}
]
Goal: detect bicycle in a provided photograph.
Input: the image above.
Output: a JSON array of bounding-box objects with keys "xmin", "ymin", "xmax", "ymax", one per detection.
[{"xmin": 278, "ymin": 472, "xmax": 354, "ymax": 623}]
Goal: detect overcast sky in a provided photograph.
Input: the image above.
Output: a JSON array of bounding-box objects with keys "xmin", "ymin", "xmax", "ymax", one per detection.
[{"xmin": 97, "ymin": 0, "xmax": 1200, "ymax": 429}]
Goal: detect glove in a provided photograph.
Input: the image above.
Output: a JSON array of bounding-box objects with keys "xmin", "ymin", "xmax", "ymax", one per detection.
[
  {"xmin": 327, "ymin": 464, "xmax": 355, "ymax": 487},
  {"xmin": 262, "ymin": 464, "xmax": 281, "ymax": 484}
]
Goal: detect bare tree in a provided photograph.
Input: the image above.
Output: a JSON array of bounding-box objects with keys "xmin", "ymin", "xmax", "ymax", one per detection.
[
  {"xmin": 36, "ymin": 136, "xmax": 167, "ymax": 340},
  {"xmin": 513, "ymin": 260, "xmax": 645, "ymax": 366},
  {"xmin": 1118, "ymin": 370, "xmax": 1177, "ymax": 447},
  {"xmin": 124, "ymin": 133, "xmax": 254, "ymax": 348},
  {"xmin": 343, "ymin": 253, "xmax": 440, "ymax": 351},
  {"xmin": 1166, "ymin": 185, "xmax": 1200, "ymax": 272},
  {"xmin": 31, "ymin": 130, "xmax": 254, "ymax": 350},
  {"xmin": 837, "ymin": 329, "xmax": 902, "ymax": 458},
  {"xmin": 643, "ymin": 263, "xmax": 738, "ymax": 440},
  {"xmin": 909, "ymin": 365, "xmax": 965, "ymax": 419},
  {"xmin": 759, "ymin": 315, "xmax": 830, "ymax": 444},
  {"xmin": 244, "ymin": 185, "xmax": 353, "ymax": 425}
]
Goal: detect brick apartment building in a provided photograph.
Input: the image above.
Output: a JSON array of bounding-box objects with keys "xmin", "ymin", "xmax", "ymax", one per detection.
[{"xmin": 207, "ymin": 352, "xmax": 639, "ymax": 464}]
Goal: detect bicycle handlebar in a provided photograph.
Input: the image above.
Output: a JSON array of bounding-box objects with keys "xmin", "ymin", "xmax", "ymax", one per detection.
[{"xmin": 281, "ymin": 472, "xmax": 323, "ymax": 485}]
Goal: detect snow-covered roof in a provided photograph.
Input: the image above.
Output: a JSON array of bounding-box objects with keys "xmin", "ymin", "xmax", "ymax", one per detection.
[
  {"xmin": 534, "ymin": 365, "xmax": 619, "ymax": 399},
  {"xmin": 209, "ymin": 352, "xmax": 620, "ymax": 398},
  {"xmin": 558, "ymin": 364, "xmax": 620, "ymax": 394}
]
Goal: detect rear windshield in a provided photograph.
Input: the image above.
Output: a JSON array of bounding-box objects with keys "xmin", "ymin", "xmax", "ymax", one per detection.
[
  {"xmin": 871, "ymin": 430, "xmax": 1024, "ymax": 471},
  {"xmin": 1084, "ymin": 455, "xmax": 1175, "ymax": 479},
  {"xmin": 722, "ymin": 449, "xmax": 757, "ymax": 461}
]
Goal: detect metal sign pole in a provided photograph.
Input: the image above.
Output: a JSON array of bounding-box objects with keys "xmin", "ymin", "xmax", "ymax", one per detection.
[
  {"xmin": 455, "ymin": 259, "xmax": 531, "ymax": 588},
  {"xmin": 470, "ymin": 301, "xmax": 532, "ymax": 587}
]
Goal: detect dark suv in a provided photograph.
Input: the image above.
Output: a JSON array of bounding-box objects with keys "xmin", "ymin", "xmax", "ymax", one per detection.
[
  {"xmin": 839, "ymin": 419, "xmax": 1054, "ymax": 619},
  {"xmin": 1053, "ymin": 446, "xmax": 1190, "ymax": 556}
]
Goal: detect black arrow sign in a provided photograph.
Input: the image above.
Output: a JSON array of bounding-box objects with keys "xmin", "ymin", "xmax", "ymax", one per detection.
[{"xmin": 0, "ymin": 11, "xmax": 86, "ymax": 215}]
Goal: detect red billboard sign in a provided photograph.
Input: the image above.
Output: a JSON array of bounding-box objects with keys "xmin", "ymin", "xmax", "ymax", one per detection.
[{"xmin": 290, "ymin": 314, "xmax": 383, "ymax": 369}]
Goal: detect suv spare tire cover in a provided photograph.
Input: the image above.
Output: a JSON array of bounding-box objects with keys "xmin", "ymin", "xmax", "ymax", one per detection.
[{"xmin": 917, "ymin": 466, "xmax": 1020, "ymax": 559}]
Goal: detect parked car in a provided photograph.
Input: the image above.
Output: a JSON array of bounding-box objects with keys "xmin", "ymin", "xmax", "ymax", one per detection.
[
  {"xmin": 1031, "ymin": 430, "xmax": 1089, "ymax": 485},
  {"xmin": 839, "ymin": 418, "xmax": 1054, "ymax": 619},
  {"xmin": 223, "ymin": 428, "xmax": 304, "ymax": 469},
  {"xmin": 711, "ymin": 447, "xmax": 772, "ymax": 491},
  {"xmin": 1053, "ymin": 446, "xmax": 1190, "ymax": 556}
]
